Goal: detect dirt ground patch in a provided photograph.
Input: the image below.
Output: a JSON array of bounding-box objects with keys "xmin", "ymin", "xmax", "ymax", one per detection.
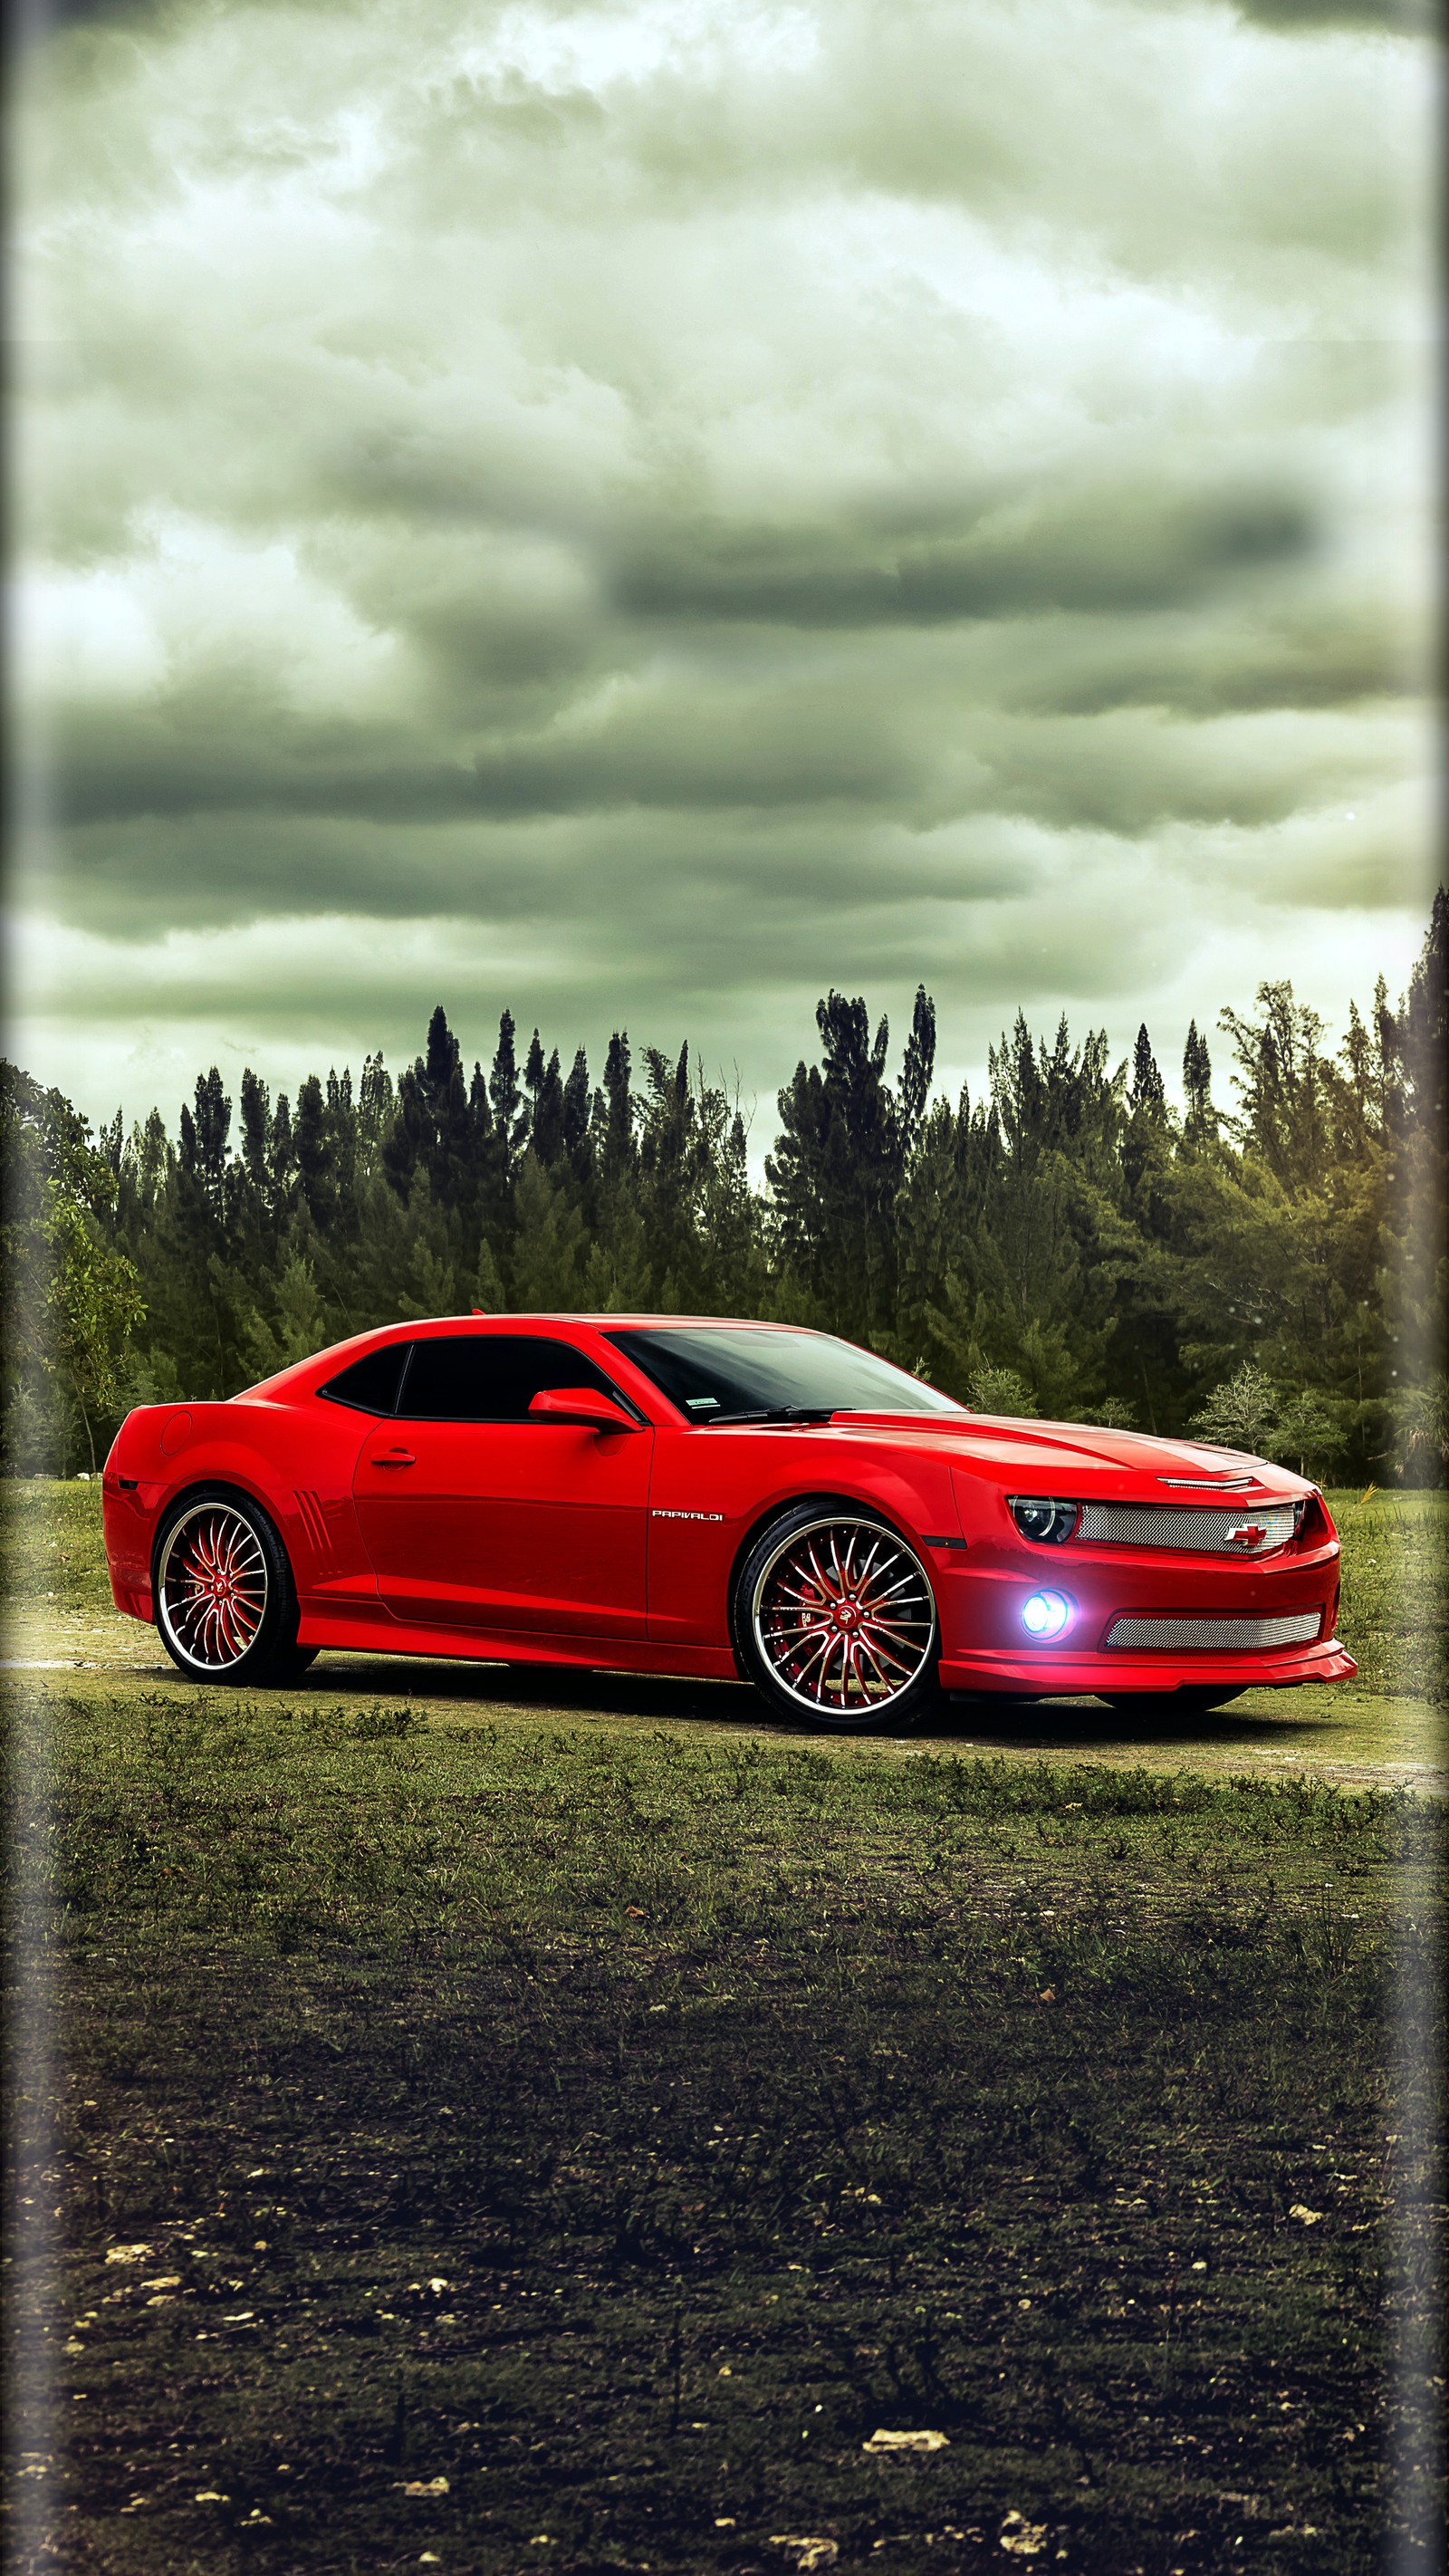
[{"xmin": 5, "ymin": 1483, "xmax": 1444, "ymax": 2574}]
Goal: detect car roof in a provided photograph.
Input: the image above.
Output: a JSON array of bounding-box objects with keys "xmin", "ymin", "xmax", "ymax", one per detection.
[
  {"xmin": 237, "ymin": 1313, "xmax": 830, "ymax": 1402},
  {"xmin": 350, "ymin": 1314, "xmax": 817, "ymax": 1335}
]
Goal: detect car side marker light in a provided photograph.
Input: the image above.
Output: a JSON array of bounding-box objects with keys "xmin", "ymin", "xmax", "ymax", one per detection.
[{"xmin": 1022, "ymin": 1590, "xmax": 1072, "ymax": 1640}]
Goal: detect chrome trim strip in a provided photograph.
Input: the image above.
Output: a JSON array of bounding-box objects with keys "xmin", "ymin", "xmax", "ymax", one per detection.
[{"xmin": 1157, "ymin": 1475, "xmax": 1255, "ymax": 1489}]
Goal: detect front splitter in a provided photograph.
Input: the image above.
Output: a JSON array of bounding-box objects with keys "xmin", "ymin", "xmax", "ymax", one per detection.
[{"xmin": 937, "ymin": 1641, "xmax": 1358, "ymax": 1696}]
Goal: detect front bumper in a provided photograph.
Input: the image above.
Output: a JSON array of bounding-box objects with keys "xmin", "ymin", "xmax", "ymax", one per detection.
[{"xmin": 928, "ymin": 1499, "xmax": 1347, "ymax": 1697}]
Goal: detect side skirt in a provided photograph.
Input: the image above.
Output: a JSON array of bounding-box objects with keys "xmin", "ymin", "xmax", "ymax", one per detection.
[{"xmin": 294, "ymin": 1606, "xmax": 740, "ymax": 1681}]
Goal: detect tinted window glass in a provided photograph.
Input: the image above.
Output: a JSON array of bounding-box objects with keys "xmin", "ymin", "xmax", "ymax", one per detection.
[
  {"xmin": 398, "ymin": 1335, "xmax": 621, "ymax": 1423},
  {"xmin": 318, "ymin": 1344, "xmax": 408, "ymax": 1416},
  {"xmin": 606, "ymin": 1326, "xmax": 964, "ymax": 1421}
]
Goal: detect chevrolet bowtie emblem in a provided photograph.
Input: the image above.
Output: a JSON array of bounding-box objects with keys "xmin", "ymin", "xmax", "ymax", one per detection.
[{"xmin": 1225, "ymin": 1523, "xmax": 1266, "ymax": 1549}]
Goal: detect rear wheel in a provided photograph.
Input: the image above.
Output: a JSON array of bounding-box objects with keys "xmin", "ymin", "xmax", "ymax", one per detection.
[
  {"xmin": 153, "ymin": 1488, "xmax": 309, "ymax": 1687},
  {"xmin": 734, "ymin": 1506, "xmax": 940, "ymax": 1733}
]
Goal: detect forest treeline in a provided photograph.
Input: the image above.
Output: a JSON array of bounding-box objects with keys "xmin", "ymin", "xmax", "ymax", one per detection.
[{"xmin": 4, "ymin": 895, "xmax": 1444, "ymax": 1482}]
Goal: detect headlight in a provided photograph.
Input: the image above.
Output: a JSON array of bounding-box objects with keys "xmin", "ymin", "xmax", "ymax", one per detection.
[
  {"xmin": 1022, "ymin": 1590, "xmax": 1072, "ymax": 1639},
  {"xmin": 1010, "ymin": 1496, "xmax": 1080, "ymax": 1545}
]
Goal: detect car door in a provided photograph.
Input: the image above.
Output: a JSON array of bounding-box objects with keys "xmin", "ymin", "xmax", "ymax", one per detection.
[{"xmin": 352, "ymin": 1331, "xmax": 652, "ymax": 1639}]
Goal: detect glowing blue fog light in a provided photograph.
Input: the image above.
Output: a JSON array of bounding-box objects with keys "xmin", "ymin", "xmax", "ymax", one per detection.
[{"xmin": 1022, "ymin": 1590, "xmax": 1071, "ymax": 1640}]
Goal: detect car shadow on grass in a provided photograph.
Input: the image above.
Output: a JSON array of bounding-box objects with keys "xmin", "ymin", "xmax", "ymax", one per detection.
[{"xmin": 926, "ymin": 1700, "xmax": 1344, "ymax": 1753}]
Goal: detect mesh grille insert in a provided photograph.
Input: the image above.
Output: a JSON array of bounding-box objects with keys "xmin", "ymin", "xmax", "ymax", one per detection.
[
  {"xmin": 1105, "ymin": 1610, "xmax": 1322, "ymax": 1653},
  {"xmin": 1078, "ymin": 1502, "xmax": 1297, "ymax": 1556}
]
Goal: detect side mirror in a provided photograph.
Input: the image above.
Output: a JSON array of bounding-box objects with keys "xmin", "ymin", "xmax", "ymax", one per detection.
[{"xmin": 528, "ymin": 1386, "xmax": 642, "ymax": 1433}]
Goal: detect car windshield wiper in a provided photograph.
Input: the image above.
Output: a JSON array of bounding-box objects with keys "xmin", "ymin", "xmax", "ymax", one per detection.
[{"xmin": 697, "ymin": 1404, "xmax": 837, "ymax": 1427}]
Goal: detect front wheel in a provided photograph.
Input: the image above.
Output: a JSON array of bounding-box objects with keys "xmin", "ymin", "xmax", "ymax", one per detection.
[
  {"xmin": 733, "ymin": 1505, "xmax": 941, "ymax": 1733},
  {"xmin": 153, "ymin": 1488, "xmax": 307, "ymax": 1687}
]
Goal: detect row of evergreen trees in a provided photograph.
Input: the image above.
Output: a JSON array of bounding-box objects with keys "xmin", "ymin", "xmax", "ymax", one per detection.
[{"xmin": 4, "ymin": 894, "xmax": 1444, "ymax": 1480}]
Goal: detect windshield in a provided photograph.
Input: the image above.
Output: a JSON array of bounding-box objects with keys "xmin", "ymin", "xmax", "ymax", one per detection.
[{"xmin": 604, "ymin": 1325, "xmax": 964, "ymax": 1422}]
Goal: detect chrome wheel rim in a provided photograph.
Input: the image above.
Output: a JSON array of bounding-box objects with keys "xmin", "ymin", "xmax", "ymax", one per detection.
[
  {"xmin": 752, "ymin": 1516, "xmax": 936, "ymax": 1716},
  {"xmin": 158, "ymin": 1502, "xmax": 268, "ymax": 1671}
]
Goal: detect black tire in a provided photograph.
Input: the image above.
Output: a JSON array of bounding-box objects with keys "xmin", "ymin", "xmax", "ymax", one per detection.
[
  {"xmin": 732, "ymin": 1503, "xmax": 941, "ymax": 1734},
  {"xmin": 1098, "ymin": 1686, "xmax": 1246, "ymax": 1714},
  {"xmin": 152, "ymin": 1486, "xmax": 306, "ymax": 1687}
]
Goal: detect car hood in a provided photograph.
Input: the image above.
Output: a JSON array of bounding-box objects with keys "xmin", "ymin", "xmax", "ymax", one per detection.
[{"xmin": 807, "ymin": 1412, "xmax": 1307, "ymax": 1500}]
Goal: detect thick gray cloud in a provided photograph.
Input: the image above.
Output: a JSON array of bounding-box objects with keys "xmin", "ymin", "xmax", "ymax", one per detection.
[
  {"xmin": 12, "ymin": 0, "xmax": 1434, "ymax": 1129},
  {"xmin": 1234, "ymin": 0, "xmax": 1430, "ymax": 27}
]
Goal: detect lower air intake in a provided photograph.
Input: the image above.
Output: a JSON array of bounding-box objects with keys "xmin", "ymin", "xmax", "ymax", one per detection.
[{"xmin": 1106, "ymin": 1610, "xmax": 1322, "ymax": 1652}]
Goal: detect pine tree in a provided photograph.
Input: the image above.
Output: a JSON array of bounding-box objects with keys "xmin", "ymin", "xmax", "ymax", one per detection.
[
  {"xmin": 270, "ymin": 1094, "xmax": 296, "ymax": 1206},
  {"xmin": 602, "ymin": 1032, "xmax": 635, "ymax": 1181},
  {"xmin": 533, "ymin": 1049, "xmax": 566, "ymax": 1167},
  {"xmin": 510, "ymin": 1153, "xmax": 587, "ymax": 1309},
  {"xmin": 238, "ymin": 1069, "xmax": 272, "ymax": 1201},
  {"xmin": 897, "ymin": 985, "xmax": 936, "ymax": 1156},
  {"xmin": 767, "ymin": 991, "xmax": 916, "ymax": 1344},
  {"xmin": 563, "ymin": 1046, "xmax": 592, "ymax": 1185},
  {"xmin": 489, "ymin": 1012, "xmax": 524, "ymax": 1164},
  {"xmin": 1182, "ymin": 1022, "xmax": 1214, "ymax": 1137},
  {"xmin": 1128, "ymin": 1024, "xmax": 1166, "ymax": 1119},
  {"xmin": 1123, "ymin": 1023, "xmax": 1166, "ymax": 1193},
  {"xmin": 187, "ymin": 1069, "xmax": 232, "ymax": 1221},
  {"xmin": 524, "ymin": 1028, "xmax": 546, "ymax": 1119},
  {"xmin": 294, "ymin": 1074, "xmax": 337, "ymax": 1233},
  {"xmin": 359, "ymin": 1052, "xmax": 395, "ymax": 1150}
]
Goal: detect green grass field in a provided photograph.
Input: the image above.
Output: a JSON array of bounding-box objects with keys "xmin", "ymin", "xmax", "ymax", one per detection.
[
  {"xmin": 4, "ymin": 1483, "xmax": 1444, "ymax": 2574},
  {"xmin": 1322, "ymin": 1487, "xmax": 1445, "ymax": 1707}
]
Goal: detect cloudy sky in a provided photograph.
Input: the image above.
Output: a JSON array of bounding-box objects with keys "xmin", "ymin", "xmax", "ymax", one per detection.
[{"xmin": 13, "ymin": 0, "xmax": 1435, "ymax": 1139}]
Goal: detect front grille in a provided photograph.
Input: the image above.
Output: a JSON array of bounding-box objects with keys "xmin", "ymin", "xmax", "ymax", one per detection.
[
  {"xmin": 1077, "ymin": 1502, "xmax": 1297, "ymax": 1557},
  {"xmin": 1105, "ymin": 1610, "xmax": 1322, "ymax": 1653}
]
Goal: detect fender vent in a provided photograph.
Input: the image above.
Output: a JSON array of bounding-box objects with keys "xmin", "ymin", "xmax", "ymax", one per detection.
[{"xmin": 293, "ymin": 1489, "xmax": 331, "ymax": 1562}]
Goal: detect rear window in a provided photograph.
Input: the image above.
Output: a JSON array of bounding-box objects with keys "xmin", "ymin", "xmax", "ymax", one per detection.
[
  {"xmin": 317, "ymin": 1344, "xmax": 408, "ymax": 1416},
  {"xmin": 397, "ymin": 1335, "xmax": 626, "ymax": 1424}
]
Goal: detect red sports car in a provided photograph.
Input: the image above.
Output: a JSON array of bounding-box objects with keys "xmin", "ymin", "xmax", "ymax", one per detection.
[{"xmin": 101, "ymin": 1315, "xmax": 1356, "ymax": 1730}]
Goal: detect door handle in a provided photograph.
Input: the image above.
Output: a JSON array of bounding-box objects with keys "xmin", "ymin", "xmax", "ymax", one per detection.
[{"xmin": 377, "ymin": 1449, "xmax": 416, "ymax": 1467}]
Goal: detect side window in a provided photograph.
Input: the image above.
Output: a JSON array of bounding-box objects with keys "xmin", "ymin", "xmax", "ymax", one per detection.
[
  {"xmin": 397, "ymin": 1336, "xmax": 621, "ymax": 1423},
  {"xmin": 317, "ymin": 1344, "xmax": 408, "ymax": 1415}
]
